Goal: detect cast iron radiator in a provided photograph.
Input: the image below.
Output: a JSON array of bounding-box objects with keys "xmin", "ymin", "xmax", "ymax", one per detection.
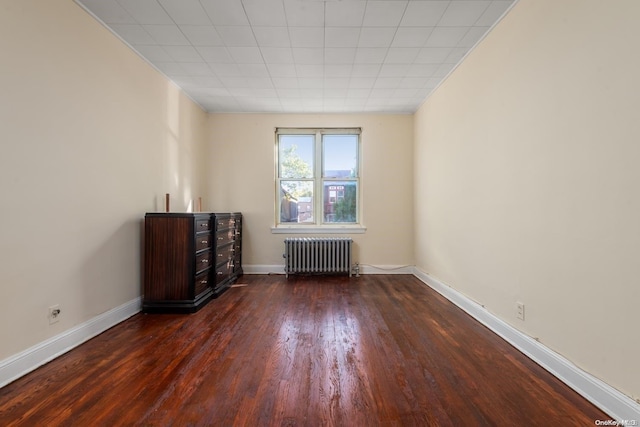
[{"xmin": 283, "ymin": 237, "xmax": 353, "ymax": 278}]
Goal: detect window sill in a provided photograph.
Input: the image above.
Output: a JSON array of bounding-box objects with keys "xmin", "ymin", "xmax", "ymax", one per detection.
[{"xmin": 271, "ymin": 225, "xmax": 366, "ymax": 234}]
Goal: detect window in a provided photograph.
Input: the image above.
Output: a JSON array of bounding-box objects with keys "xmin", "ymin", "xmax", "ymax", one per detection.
[{"xmin": 276, "ymin": 128, "xmax": 361, "ymax": 229}]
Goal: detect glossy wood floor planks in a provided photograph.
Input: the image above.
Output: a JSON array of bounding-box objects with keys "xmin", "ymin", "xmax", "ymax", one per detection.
[{"xmin": 0, "ymin": 274, "xmax": 609, "ymax": 426}]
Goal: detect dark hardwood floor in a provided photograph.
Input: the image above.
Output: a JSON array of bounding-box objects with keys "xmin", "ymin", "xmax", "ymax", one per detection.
[{"xmin": 0, "ymin": 274, "xmax": 608, "ymax": 426}]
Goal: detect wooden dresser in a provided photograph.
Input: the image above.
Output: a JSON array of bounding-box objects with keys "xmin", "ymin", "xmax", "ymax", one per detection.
[{"xmin": 143, "ymin": 212, "xmax": 242, "ymax": 313}]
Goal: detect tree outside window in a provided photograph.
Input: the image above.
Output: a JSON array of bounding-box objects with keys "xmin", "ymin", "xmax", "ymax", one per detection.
[{"xmin": 276, "ymin": 129, "xmax": 360, "ymax": 226}]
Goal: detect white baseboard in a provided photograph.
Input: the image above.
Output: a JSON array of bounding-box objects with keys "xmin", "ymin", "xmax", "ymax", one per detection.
[
  {"xmin": 413, "ymin": 268, "xmax": 640, "ymax": 422},
  {"xmin": 358, "ymin": 264, "xmax": 413, "ymax": 274},
  {"xmin": 0, "ymin": 297, "xmax": 141, "ymax": 388},
  {"xmin": 242, "ymin": 265, "xmax": 286, "ymax": 275}
]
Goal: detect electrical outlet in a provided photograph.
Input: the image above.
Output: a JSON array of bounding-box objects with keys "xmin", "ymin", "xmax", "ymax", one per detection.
[
  {"xmin": 516, "ymin": 302, "xmax": 525, "ymax": 320},
  {"xmin": 49, "ymin": 305, "xmax": 61, "ymax": 324}
]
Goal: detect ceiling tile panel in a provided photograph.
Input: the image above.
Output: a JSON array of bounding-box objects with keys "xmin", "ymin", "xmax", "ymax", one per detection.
[
  {"xmin": 239, "ymin": 63, "xmax": 270, "ymax": 78},
  {"xmin": 398, "ymin": 77, "xmax": 430, "ymax": 89},
  {"xmin": 349, "ymin": 77, "xmax": 377, "ymax": 89},
  {"xmin": 227, "ymin": 47, "xmax": 263, "ymax": 63},
  {"xmin": 158, "ymin": 0, "xmax": 211, "ymax": 25},
  {"xmin": 401, "ymin": 2, "xmax": 449, "ymax": 27},
  {"xmin": 296, "ymin": 65, "xmax": 324, "ymax": 78},
  {"xmin": 324, "ymin": 48, "xmax": 357, "ymax": 65},
  {"xmin": 200, "ymin": 0, "xmax": 249, "ymax": 26},
  {"xmin": 406, "ymin": 63, "xmax": 439, "ymax": 77},
  {"xmin": 267, "ymin": 63, "xmax": 298, "ymax": 77},
  {"xmin": 133, "ymin": 45, "xmax": 173, "ymax": 62},
  {"xmin": 325, "ymin": 2, "xmax": 367, "ymax": 27},
  {"xmin": 77, "ymin": 0, "xmax": 515, "ymax": 113},
  {"xmin": 260, "ymin": 47, "xmax": 295, "ymax": 64},
  {"xmin": 289, "ymin": 27, "xmax": 325, "ymax": 48},
  {"xmin": 433, "ymin": 62, "xmax": 457, "ymax": 78},
  {"xmin": 425, "ymin": 27, "xmax": 469, "ymax": 47},
  {"xmin": 247, "ymin": 78, "xmax": 275, "ymax": 89},
  {"xmin": 143, "ymin": 25, "xmax": 190, "ymax": 45},
  {"xmin": 110, "ymin": 24, "xmax": 155, "ymax": 45},
  {"xmin": 325, "ymin": 27, "xmax": 361, "ymax": 48},
  {"xmin": 196, "ymin": 46, "xmax": 233, "ymax": 63},
  {"xmin": 283, "ymin": 0, "xmax": 325, "ymax": 27},
  {"xmin": 378, "ymin": 64, "xmax": 411, "ymax": 78},
  {"xmin": 179, "ymin": 26, "xmax": 223, "ymax": 46},
  {"xmin": 457, "ymin": 26, "xmax": 490, "ymax": 47},
  {"xmin": 438, "ymin": 1, "xmax": 491, "ymax": 26},
  {"xmin": 476, "ymin": 1, "xmax": 513, "ymax": 26},
  {"xmin": 217, "ymin": 26, "xmax": 257, "ymax": 47},
  {"xmin": 179, "ymin": 63, "xmax": 214, "ymax": 76},
  {"xmin": 415, "ymin": 47, "xmax": 453, "ymax": 64},
  {"xmin": 384, "ymin": 47, "xmax": 420, "ymax": 64},
  {"xmin": 391, "ymin": 27, "xmax": 433, "ymax": 48},
  {"xmin": 445, "ymin": 47, "xmax": 469, "ymax": 63},
  {"xmin": 324, "ymin": 78, "xmax": 350, "ymax": 89},
  {"xmin": 362, "ymin": 1, "xmax": 408, "ymax": 27},
  {"xmin": 209, "ymin": 63, "xmax": 242, "ymax": 76},
  {"xmin": 298, "ymin": 77, "xmax": 324, "ymax": 88},
  {"xmin": 243, "ymin": 0, "xmax": 287, "ymax": 27},
  {"xmin": 253, "ymin": 27, "xmax": 291, "ymax": 47},
  {"xmin": 154, "ymin": 61, "xmax": 185, "ymax": 76},
  {"xmin": 117, "ymin": 0, "xmax": 173, "ymax": 24},
  {"xmin": 354, "ymin": 47, "xmax": 388, "ymax": 64},
  {"xmin": 163, "ymin": 45, "xmax": 203, "ymax": 62},
  {"xmin": 324, "ymin": 64, "xmax": 353, "ymax": 78},
  {"xmin": 351, "ymin": 64, "xmax": 382, "ymax": 78},
  {"xmin": 272, "ymin": 77, "xmax": 300, "ymax": 89},
  {"xmin": 292, "ymin": 48, "xmax": 325, "ymax": 64},
  {"xmin": 358, "ymin": 27, "xmax": 396, "ymax": 48},
  {"xmin": 78, "ymin": 0, "xmax": 136, "ymax": 24}
]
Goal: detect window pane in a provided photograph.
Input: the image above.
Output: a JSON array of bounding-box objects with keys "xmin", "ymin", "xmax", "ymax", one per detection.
[
  {"xmin": 280, "ymin": 181, "xmax": 314, "ymax": 223},
  {"xmin": 279, "ymin": 135, "xmax": 314, "ymax": 179},
  {"xmin": 323, "ymin": 181, "xmax": 357, "ymax": 223},
  {"xmin": 323, "ymin": 135, "xmax": 358, "ymax": 178}
]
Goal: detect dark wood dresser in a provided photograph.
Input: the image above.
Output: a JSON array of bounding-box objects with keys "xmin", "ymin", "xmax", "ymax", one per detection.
[{"xmin": 143, "ymin": 212, "xmax": 242, "ymax": 313}]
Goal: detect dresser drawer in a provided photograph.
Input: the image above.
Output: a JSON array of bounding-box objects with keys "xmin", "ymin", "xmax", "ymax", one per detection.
[
  {"xmin": 195, "ymin": 218, "xmax": 211, "ymax": 232},
  {"xmin": 215, "ymin": 229, "xmax": 234, "ymax": 245},
  {"xmin": 215, "ymin": 216, "xmax": 237, "ymax": 230},
  {"xmin": 215, "ymin": 262, "xmax": 231, "ymax": 285},
  {"xmin": 194, "ymin": 271, "xmax": 210, "ymax": 296},
  {"xmin": 195, "ymin": 234, "xmax": 211, "ymax": 252},
  {"xmin": 216, "ymin": 243, "xmax": 234, "ymax": 264},
  {"xmin": 195, "ymin": 251, "xmax": 212, "ymax": 274}
]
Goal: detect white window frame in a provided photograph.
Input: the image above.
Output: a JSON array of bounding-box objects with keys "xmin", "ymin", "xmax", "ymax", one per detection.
[{"xmin": 272, "ymin": 127, "xmax": 366, "ymax": 234}]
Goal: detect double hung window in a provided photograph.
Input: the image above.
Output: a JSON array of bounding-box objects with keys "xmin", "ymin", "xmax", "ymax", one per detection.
[{"xmin": 276, "ymin": 128, "xmax": 360, "ymax": 228}]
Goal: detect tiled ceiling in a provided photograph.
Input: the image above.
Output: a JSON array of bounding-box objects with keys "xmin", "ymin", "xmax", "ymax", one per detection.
[{"xmin": 75, "ymin": 0, "xmax": 515, "ymax": 114}]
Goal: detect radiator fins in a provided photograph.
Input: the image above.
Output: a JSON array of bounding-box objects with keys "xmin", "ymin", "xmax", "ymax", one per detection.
[{"xmin": 283, "ymin": 237, "xmax": 353, "ymax": 278}]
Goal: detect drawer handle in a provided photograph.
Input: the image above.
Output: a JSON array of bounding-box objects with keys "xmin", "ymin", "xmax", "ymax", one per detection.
[
  {"xmin": 218, "ymin": 237, "xmax": 223, "ymax": 240},
  {"xmin": 201, "ymin": 259, "xmax": 208, "ymax": 263},
  {"xmin": 218, "ymin": 253, "xmax": 223, "ymax": 257},
  {"xmin": 217, "ymin": 271, "xmax": 223, "ymax": 275},
  {"xmin": 201, "ymin": 280, "xmax": 208, "ymax": 284},
  {"xmin": 201, "ymin": 240, "xmax": 208, "ymax": 244},
  {"xmin": 200, "ymin": 223, "xmax": 207, "ymax": 227}
]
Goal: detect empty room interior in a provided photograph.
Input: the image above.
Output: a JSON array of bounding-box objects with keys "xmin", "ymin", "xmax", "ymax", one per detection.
[{"xmin": 1, "ymin": 0, "xmax": 638, "ymax": 424}]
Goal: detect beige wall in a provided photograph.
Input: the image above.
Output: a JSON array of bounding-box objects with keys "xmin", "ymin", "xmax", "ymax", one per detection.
[
  {"xmin": 206, "ymin": 114, "xmax": 414, "ymax": 269},
  {"xmin": 414, "ymin": 0, "xmax": 640, "ymax": 399},
  {"xmin": 0, "ymin": 0, "xmax": 207, "ymax": 360}
]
